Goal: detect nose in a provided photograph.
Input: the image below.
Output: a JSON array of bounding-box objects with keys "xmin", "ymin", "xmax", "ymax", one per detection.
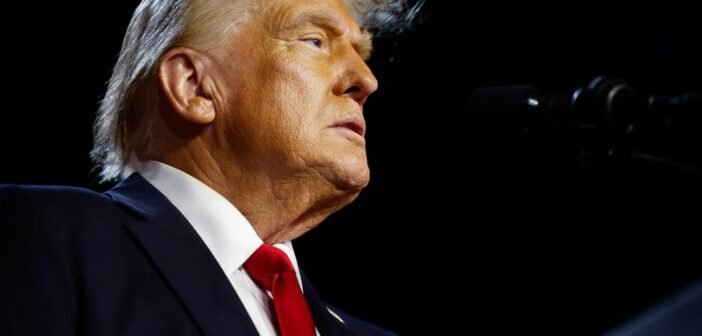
[{"xmin": 333, "ymin": 48, "xmax": 379, "ymax": 106}]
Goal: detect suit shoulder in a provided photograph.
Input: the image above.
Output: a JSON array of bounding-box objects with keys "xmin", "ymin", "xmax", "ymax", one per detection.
[
  {"xmin": 1, "ymin": 183, "xmax": 103, "ymax": 195},
  {"xmin": 1, "ymin": 183, "xmax": 110, "ymax": 205},
  {"xmin": 0, "ymin": 183, "xmax": 118, "ymax": 223}
]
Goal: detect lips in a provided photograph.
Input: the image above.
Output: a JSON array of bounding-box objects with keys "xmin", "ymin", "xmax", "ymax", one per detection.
[{"xmin": 332, "ymin": 115, "xmax": 366, "ymax": 137}]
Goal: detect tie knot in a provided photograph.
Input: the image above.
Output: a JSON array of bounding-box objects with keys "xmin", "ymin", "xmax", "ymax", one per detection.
[{"xmin": 244, "ymin": 244, "xmax": 296, "ymax": 291}]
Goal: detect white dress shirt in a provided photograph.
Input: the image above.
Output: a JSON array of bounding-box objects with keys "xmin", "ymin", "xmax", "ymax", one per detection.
[{"xmin": 135, "ymin": 160, "xmax": 316, "ymax": 335}]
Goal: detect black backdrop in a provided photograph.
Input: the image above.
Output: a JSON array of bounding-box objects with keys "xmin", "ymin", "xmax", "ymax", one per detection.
[{"xmin": 2, "ymin": 1, "xmax": 701, "ymax": 335}]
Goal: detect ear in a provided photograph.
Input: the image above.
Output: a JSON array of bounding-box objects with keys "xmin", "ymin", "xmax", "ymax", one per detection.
[{"xmin": 158, "ymin": 47, "xmax": 215, "ymax": 124}]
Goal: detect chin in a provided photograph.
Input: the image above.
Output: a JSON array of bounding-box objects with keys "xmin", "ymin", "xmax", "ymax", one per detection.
[
  {"xmin": 345, "ymin": 170, "xmax": 370, "ymax": 191},
  {"xmin": 333, "ymin": 164, "xmax": 370, "ymax": 193},
  {"xmin": 334, "ymin": 146, "xmax": 369, "ymax": 187}
]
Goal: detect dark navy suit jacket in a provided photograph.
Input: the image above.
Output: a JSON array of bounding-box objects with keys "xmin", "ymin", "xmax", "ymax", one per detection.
[{"xmin": 0, "ymin": 174, "xmax": 394, "ymax": 336}]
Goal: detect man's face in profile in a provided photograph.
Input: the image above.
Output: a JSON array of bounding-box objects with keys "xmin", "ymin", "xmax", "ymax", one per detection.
[{"xmin": 206, "ymin": 0, "xmax": 378, "ymax": 195}]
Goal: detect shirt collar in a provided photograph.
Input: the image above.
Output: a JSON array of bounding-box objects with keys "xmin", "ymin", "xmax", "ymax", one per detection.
[{"xmin": 136, "ymin": 160, "xmax": 300, "ymax": 278}]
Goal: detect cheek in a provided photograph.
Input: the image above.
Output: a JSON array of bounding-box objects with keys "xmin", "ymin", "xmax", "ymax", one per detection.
[
  {"xmin": 267, "ymin": 62, "xmax": 331, "ymax": 129},
  {"xmin": 250, "ymin": 47, "xmax": 338, "ymax": 151},
  {"xmin": 267, "ymin": 47, "xmax": 334, "ymax": 99}
]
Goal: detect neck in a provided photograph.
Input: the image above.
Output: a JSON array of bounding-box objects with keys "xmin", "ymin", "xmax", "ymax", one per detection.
[{"xmin": 145, "ymin": 143, "xmax": 357, "ymax": 243}]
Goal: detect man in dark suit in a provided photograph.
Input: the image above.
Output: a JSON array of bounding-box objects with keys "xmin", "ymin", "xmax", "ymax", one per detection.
[{"xmin": 0, "ymin": 0, "xmax": 421, "ymax": 335}]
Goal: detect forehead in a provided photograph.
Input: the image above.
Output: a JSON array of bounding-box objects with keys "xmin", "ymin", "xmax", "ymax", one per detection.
[
  {"xmin": 260, "ymin": 0, "xmax": 360, "ymax": 32},
  {"xmin": 255, "ymin": 0, "xmax": 372, "ymax": 59}
]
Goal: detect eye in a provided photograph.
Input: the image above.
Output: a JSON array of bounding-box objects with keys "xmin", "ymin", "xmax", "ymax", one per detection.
[{"xmin": 301, "ymin": 37, "xmax": 323, "ymax": 48}]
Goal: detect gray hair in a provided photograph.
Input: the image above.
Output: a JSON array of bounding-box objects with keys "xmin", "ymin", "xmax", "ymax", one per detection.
[{"xmin": 91, "ymin": 0, "xmax": 424, "ymax": 182}]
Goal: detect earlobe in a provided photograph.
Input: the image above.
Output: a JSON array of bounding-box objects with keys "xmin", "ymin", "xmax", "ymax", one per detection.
[
  {"xmin": 158, "ymin": 48, "xmax": 216, "ymax": 125},
  {"xmin": 185, "ymin": 96, "xmax": 215, "ymax": 124}
]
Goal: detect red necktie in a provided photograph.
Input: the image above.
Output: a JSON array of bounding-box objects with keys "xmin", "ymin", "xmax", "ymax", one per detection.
[{"xmin": 244, "ymin": 244, "xmax": 316, "ymax": 336}]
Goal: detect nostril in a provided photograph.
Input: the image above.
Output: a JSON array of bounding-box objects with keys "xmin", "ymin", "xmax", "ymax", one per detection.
[
  {"xmin": 344, "ymin": 86, "xmax": 367, "ymax": 105},
  {"xmin": 344, "ymin": 86, "xmax": 361, "ymax": 95}
]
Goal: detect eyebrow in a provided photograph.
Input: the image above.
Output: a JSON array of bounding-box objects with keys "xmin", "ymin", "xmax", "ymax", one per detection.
[
  {"xmin": 356, "ymin": 30, "xmax": 373, "ymax": 61},
  {"xmin": 282, "ymin": 10, "xmax": 374, "ymax": 61}
]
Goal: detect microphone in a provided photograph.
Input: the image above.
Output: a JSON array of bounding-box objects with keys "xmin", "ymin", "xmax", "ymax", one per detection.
[
  {"xmin": 463, "ymin": 76, "xmax": 702, "ymax": 177},
  {"xmin": 465, "ymin": 76, "xmax": 701, "ymax": 136}
]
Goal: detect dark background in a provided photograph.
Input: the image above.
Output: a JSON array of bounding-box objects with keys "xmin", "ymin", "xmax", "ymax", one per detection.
[{"xmin": 2, "ymin": 1, "xmax": 701, "ymax": 335}]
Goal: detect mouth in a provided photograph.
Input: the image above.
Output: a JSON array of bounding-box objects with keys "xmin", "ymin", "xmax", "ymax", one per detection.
[{"xmin": 331, "ymin": 115, "xmax": 366, "ymax": 138}]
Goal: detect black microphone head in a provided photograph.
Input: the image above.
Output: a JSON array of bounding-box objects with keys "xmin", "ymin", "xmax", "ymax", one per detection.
[
  {"xmin": 464, "ymin": 76, "xmax": 651, "ymax": 136},
  {"xmin": 464, "ymin": 84, "xmax": 574, "ymax": 129},
  {"xmin": 572, "ymin": 76, "xmax": 646, "ymax": 133}
]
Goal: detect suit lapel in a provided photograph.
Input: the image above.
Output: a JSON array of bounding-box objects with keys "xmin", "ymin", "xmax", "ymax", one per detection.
[
  {"xmin": 301, "ymin": 273, "xmax": 357, "ymax": 336},
  {"xmin": 106, "ymin": 174, "xmax": 258, "ymax": 336}
]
